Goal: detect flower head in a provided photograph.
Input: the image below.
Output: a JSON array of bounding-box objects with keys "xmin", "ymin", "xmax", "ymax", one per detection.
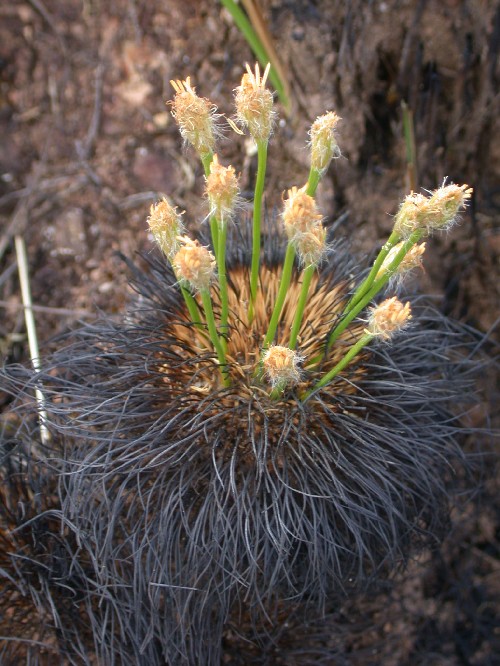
[
  {"xmin": 172, "ymin": 236, "xmax": 216, "ymax": 292},
  {"xmin": 427, "ymin": 183, "xmax": 473, "ymax": 230},
  {"xmin": 205, "ymin": 154, "xmax": 240, "ymax": 225},
  {"xmin": 262, "ymin": 345, "xmax": 302, "ymax": 389},
  {"xmin": 282, "ymin": 186, "xmax": 323, "ymax": 241},
  {"xmin": 234, "ymin": 63, "xmax": 275, "ymax": 143},
  {"xmin": 296, "ymin": 224, "xmax": 328, "ymax": 267},
  {"xmin": 309, "ymin": 111, "xmax": 341, "ymax": 174},
  {"xmin": 170, "ymin": 77, "xmax": 219, "ymax": 158},
  {"xmin": 393, "ymin": 192, "xmax": 432, "ymax": 237},
  {"xmin": 376, "ymin": 241, "xmax": 426, "ymax": 281},
  {"xmin": 148, "ymin": 199, "xmax": 185, "ymax": 259},
  {"xmin": 394, "ymin": 184, "xmax": 472, "ymax": 238},
  {"xmin": 367, "ymin": 297, "xmax": 412, "ymax": 340}
]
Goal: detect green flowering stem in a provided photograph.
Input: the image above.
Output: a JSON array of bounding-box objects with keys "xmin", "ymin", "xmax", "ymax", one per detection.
[
  {"xmin": 345, "ymin": 229, "xmax": 401, "ymax": 313},
  {"xmin": 172, "ymin": 261, "xmax": 202, "ymax": 327},
  {"xmin": 263, "ymin": 242, "xmax": 296, "ymax": 348},
  {"xmin": 180, "ymin": 285, "xmax": 202, "ymax": 326},
  {"xmin": 218, "ymin": 222, "xmax": 229, "ymax": 350},
  {"xmin": 248, "ymin": 139, "xmax": 268, "ymax": 321},
  {"xmin": 306, "ymin": 167, "xmax": 322, "ymax": 197},
  {"xmin": 303, "ymin": 332, "xmax": 373, "ymax": 401},
  {"xmin": 306, "ymin": 229, "xmax": 422, "ymax": 368},
  {"xmin": 209, "ymin": 216, "xmax": 220, "ymax": 262},
  {"xmin": 269, "ymin": 380, "xmax": 287, "ymax": 401},
  {"xmin": 200, "ymin": 289, "xmax": 230, "ymax": 387},
  {"xmin": 325, "ymin": 230, "xmax": 422, "ymax": 352},
  {"xmin": 201, "ymin": 152, "xmax": 214, "ymax": 176},
  {"xmin": 402, "ymin": 101, "xmax": 418, "ymax": 192},
  {"xmin": 288, "ymin": 263, "xmax": 315, "ymax": 349}
]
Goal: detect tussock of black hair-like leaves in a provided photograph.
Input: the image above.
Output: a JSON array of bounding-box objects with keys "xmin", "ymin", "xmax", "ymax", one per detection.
[
  {"xmin": 1, "ymin": 232, "xmax": 484, "ymax": 665},
  {"xmin": 0, "ymin": 436, "xmax": 97, "ymax": 664}
]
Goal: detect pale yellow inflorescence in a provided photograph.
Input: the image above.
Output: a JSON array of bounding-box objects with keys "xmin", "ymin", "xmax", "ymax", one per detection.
[
  {"xmin": 309, "ymin": 112, "xmax": 341, "ymax": 174},
  {"xmin": 428, "ymin": 183, "xmax": 473, "ymax": 228},
  {"xmin": 367, "ymin": 297, "xmax": 412, "ymax": 340},
  {"xmin": 148, "ymin": 199, "xmax": 185, "ymax": 260},
  {"xmin": 262, "ymin": 345, "xmax": 302, "ymax": 389},
  {"xmin": 172, "ymin": 236, "xmax": 216, "ymax": 292},
  {"xmin": 376, "ymin": 241, "xmax": 426, "ymax": 280},
  {"xmin": 282, "ymin": 186, "xmax": 323, "ymax": 240},
  {"xmin": 234, "ymin": 62, "xmax": 275, "ymax": 143},
  {"xmin": 394, "ymin": 184, "xmax": 472, "ymax": 238},
  {"xmin": 205, "ymin": 154, "xmax": 240, "ymax": 225},
  {"xmin": 393, "ymin": 192, "xmax": 430, "ymax": 238},
  {"xmin": 170, "ymin": 77, "xmax": 218, "ymax": 157},
  {"xmin": 296, "ymin": 225, "xmax": 327, "ymax": 267}
]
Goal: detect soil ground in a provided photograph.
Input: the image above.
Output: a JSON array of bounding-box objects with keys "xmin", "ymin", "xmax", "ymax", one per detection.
[{"xmin": 0, "ymin": 1, "xmax": 499, "ymax": 664}]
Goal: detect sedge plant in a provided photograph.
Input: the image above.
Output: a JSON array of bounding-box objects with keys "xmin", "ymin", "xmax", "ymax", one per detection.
[{"xmin": 1, "ymin": 64, "xmax": 482, "ymax": 665}]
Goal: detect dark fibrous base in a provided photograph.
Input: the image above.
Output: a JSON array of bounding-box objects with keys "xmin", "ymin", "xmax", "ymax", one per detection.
[
  {"xmin": 1, "ymin": 235, "xmax": 485, "ymax": 665},
  {"xmin": 0, "ymin": 435, "xmax": 96, "ymax": 664}
]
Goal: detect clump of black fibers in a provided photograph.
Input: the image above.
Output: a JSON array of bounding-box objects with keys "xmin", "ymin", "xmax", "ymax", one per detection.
[
  {"xmin": 0, "ymin": 433, "xmax": 97, "ymax": 664},
  {"xmin": 1, "ymin": 230, "xmax": 481, "ymax": 665}
]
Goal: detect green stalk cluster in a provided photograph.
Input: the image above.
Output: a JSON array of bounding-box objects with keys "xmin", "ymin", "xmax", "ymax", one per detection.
[
  {"xmin": 248, "ymin": 140, "xmax": 268, "ymax": 321},
  {"xmin": 158, "ymin": 66, "xmax": 471, "ymax": 398}
]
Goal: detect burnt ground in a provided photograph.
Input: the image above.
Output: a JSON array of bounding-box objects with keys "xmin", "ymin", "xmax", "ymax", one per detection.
[{"xmin": 0, "ymin": 1, "xmax": 499, "ymax": 664}]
